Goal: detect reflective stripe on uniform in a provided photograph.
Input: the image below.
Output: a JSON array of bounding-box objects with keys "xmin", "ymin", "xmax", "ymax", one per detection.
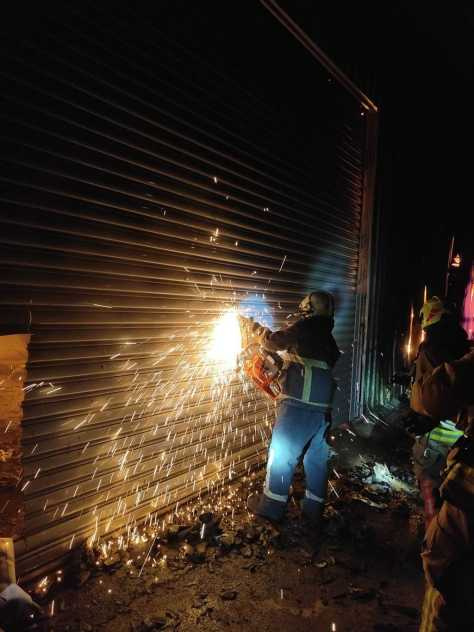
[
  {"xmin": 302, "ymin": 361, "xmax": 313, "ymax": 402},
  {"xmin": 263, "ymin": 489, "xmax": 287, "ymax": 502},
  {"xmin": 305, "ymin": 490, "xmax": 324, "ymax": 503},
  {"xmin": 286, "ymin": 355, "xmax": 330, "ymax": 403},
  {"xmin": 429, "ymin": 426, "xmax": 463, "ymax": 446},
  {"xmin": 439, "ymin": 419, "xmax": 458, "ymax": 431},
  {"xmin": 282, "ymin": 395, "xmax": 333, "ymax": 409},
  {"xmin": 420, "ymin": 584, "xmax": 443, "ymax": 632},
  {"xmin": 286, "ymin": 354, "xmax": 330, "ymax": 371},
  {"xmin": 264, "ymin": 447, "xmax": 288, "ymax": 502},
  {"xmin": 301, "ymin": 359, "xmax": 329, "ymax": 401}
]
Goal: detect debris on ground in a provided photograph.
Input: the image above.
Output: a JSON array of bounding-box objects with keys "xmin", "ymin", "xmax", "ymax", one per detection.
[{"xmin": 24, "ymin": 412, "xmax": 425, "ymax": 632}]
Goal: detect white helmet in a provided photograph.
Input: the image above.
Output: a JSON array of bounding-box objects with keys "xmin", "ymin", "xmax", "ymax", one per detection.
[{"xmin": 298, "ymin": 291, "xmax": 335, "ymax": 318}]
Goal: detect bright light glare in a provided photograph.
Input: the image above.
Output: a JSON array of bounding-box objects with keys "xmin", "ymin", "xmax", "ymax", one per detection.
[{"xmin": 207, "ymin": 310, "xmax": 242, "ymax": 370}]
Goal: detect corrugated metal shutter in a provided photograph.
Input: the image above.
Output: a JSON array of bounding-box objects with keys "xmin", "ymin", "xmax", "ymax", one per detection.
[{"xmin": 0, "ymin": 2, "xmax": 370, "ymax": 579}]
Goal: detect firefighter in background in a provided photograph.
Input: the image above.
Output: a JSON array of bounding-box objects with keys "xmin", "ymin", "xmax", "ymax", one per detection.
[
  {"xmin": 243, "ymin": 291, "xmax": 340, "ymax": 525},
  {"xmin": 418, "ymin": 348, "xmax": 474, "ymax": 631},
  {"xmin": 408, "ymin": 297, "xmax": 469, "ymax": 527}
]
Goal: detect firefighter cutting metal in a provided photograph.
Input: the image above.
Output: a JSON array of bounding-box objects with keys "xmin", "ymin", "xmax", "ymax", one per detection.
[{"xmin": 238, "ymin": 291, "xmax": 341, "ymax": 528}]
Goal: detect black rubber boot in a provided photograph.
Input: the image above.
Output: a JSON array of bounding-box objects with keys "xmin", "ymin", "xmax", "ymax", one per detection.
[{"xmin": 247, "ymin": 493, "xmax": 286, "ymax": 523}]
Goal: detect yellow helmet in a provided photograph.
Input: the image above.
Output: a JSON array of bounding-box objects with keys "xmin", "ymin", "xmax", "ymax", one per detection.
[{"xmin": 419, "ymin": 296, "xmax": 449, "ymax": 329}]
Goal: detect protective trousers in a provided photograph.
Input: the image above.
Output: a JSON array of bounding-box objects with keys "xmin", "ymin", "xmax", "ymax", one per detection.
[
  {"xmin": 420, "ymin": 500, "xmax": 474, "ymax": 631},
  {"xmin": 260, "ymin": 398, "xmax": 329, "ymax": 518}
]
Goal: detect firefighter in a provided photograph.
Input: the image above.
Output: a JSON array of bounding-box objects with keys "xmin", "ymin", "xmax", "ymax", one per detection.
[
  {"xmin": 407, "ymin": 297, "xmax": 469, "ymax": 527},
  {"xmin": 245, "ymin": 291, "xmax": 340, "ymax": 526},
  {"xmin": 417, "ymin": 349, "xmax": 474, "ymax": 631}
]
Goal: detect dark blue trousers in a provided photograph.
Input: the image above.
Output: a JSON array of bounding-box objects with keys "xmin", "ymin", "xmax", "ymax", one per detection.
[{"xmin": 261, "ymin": 398, "xmax": 329, "ymax": 514}]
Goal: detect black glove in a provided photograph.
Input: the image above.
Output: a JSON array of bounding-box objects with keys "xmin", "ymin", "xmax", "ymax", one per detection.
[{"xmin": 401, "ymin": 410, "xmax": 436, "ymax": 436}]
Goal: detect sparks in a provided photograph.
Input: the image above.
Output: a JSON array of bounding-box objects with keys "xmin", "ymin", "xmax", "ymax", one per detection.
[
  {"xmin": 207, "ymin": 309, "xmax": 242, "ymax": 371},
  {"xmin": 278, "ymin": 255, "xmax": 287, "ymax": 273}
]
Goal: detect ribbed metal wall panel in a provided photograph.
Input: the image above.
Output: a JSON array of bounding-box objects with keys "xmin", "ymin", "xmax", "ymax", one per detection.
[{"xmin": 0, "ymin": 2, "xmax": 368, "ymax": 579}]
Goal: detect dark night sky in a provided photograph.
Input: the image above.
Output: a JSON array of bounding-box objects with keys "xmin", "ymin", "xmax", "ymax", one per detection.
[{"xmin": 282, "ymin": 1, "xmax": 473, "ymax": 338}]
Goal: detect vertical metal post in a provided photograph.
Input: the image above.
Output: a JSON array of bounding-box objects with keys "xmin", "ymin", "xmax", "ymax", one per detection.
[{"xmin": 351, "ymin": 108, "xmax": 379, "ymax": 417}]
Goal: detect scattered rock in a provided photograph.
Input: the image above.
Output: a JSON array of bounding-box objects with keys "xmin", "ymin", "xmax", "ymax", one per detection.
[
  {"xmin": 179, "ymin": 543, "xmax": 194, "ymax": 558},
  {"xmin": 220, "ymin": 589, "xmax": 238, "ymax": 601},
  {"xmin": 195, "ymin": 542, "xmax": 207, "ymax": 555},
  {"xmin": 219, "ymin": 532, "xmax": 235, "ymax": 548},
  {"xmin": 133, "ymin": 612, "xmax": 176, "ymax": 631},
  {"xmin": 103, "ymin": 553, "xmax": 121, "ymax": 570}
]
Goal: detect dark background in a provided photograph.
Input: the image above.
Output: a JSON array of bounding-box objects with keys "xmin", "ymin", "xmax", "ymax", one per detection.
[
  {"xmin": 282, "ymin": 0, "xmax": 473, "ymax": 341},
  {"xmin": 4, "ymin": 0, "xmax": 473, "ymax": 359}
]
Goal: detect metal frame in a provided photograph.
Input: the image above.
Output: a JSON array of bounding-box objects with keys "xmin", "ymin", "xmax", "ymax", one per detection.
[{"xmin": 260, "ymin": 0, "xmax": 380, "ymax": 419}]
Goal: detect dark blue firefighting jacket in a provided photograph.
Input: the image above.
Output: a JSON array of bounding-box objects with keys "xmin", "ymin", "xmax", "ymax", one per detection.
[{"xmin": 262, "ymin": 315, "xmax": 340, "ymax": 410}]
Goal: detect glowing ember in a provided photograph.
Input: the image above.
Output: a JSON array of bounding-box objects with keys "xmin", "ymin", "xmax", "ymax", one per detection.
[{"xmin": 207, "ymin": 310, "xmax": 242, "ymax": 370}]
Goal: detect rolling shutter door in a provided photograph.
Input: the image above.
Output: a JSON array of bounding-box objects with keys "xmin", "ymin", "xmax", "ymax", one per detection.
[{"xmin": 0, "ymin": 2, "xmax": 369, "ymax": 579}]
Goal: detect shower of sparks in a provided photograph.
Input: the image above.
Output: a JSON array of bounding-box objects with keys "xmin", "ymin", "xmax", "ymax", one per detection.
[
  {"xmin": 22, "ymin": 265, "xmax": 279, "ymax": 581},
  {"xmin": 278, "ymin": 255, "xmax": 287, "ymax": 273},
  {"xmin": 207, "ymin": 309, "xmax": 242, "ymax": 370}
]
